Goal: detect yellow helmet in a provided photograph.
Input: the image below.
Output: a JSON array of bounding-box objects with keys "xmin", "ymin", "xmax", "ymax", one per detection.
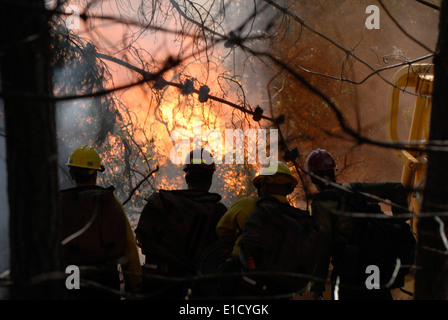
[
  {"xmin": 66, "ymin": 145, "xmax": 104, "ymax": 171},
  {"xmin": 252, "ymin": 161, "xmax": 298, "ymax": 188}
]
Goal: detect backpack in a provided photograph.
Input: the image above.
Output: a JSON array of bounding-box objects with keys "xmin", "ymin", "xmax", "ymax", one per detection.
[
  {"xmin": 135, "ymin": 189, "xmax": 227, "ymax": 273},
  {"xmin": 321, "ymin": 183, "xmax": 416, "ymax": 289},
  {"xmin": 59, "ymin": 186, "xmax": 127, "ymax": 265},
  {"xmin": 239, "ymin": 197, "xmax": 321, "ymax": 294}
]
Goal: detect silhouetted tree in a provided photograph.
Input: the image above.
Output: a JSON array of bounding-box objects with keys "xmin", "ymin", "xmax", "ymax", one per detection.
[
  {"xmin": 0, "ymin": 0, "xmax": 63, "ymax": 299},
  {"xmin": 415, "ymin": 0, "xmax": 448, "ymax": 300}
]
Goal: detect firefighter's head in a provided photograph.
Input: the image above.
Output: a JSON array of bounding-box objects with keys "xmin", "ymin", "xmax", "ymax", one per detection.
[
  {"xmin": 66, "ymin": 145, "xmax": 105, "ymax": 186},
  {"xmin": 305, "ymin": 149, "xmax": 337, "ymax": 190},
  {"xmin": 183, "ymin": 148, "xmax": 216, "ymax": 191},
  {"xmin": 252, "ymin": 161, "xmax": 298, "ymax": 197}
]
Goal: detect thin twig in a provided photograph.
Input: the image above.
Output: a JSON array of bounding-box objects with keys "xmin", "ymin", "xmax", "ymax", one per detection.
[{"xmin": 122, "ymin": 165, "xmax": 159, "ymax": 206}]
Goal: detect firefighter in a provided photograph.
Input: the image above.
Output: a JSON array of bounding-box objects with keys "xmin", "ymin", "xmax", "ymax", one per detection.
[
  {"xmin": 59, "ymin": 145, "xmax": 142, "ymax": 299},
  {"xmin": 216, "ymin": 161, "xmax": 299, "ymax": 261},
  {"xmin": 234, "ymin": 161, "xmax": 320, "ymax": 298},
  {"xmin": 135, "ymin": 148, "xmax": 227, "ymax": 299},
  {"xmin": 306, "ymin": 149, "xmax": 415, "ymax": 300},
  {"xmin": 214, "ymin": 162, "xmax": 301, "ymax": 297}
]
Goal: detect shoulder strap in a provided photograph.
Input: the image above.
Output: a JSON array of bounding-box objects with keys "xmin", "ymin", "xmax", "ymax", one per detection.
[{"xmin": 60, "ymin": 186, "xmax": 127, "ymax": 265}]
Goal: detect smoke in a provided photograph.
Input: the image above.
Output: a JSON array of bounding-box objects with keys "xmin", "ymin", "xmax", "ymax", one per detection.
[
  {"xmin": 54, "ymin": 60, "xmax": 101, "ymax": 190},
  {"xmin": 56, "ymin": 102, "xmax": 92, "ymax": 189}
]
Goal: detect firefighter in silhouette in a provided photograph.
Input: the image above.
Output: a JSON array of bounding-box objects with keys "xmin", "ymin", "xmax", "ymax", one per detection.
[
  {"xmin": 59, "ymin": 145, "xmax": 142, "ymax": 299},
  {"xmin": 306, "ymin": 149, "xmax": 415, "ymax": 300},
  {"xmin": 231, "ymin": 161, "xmax": 320, "ymax": 298},
  {"xmin": 217, "ymin": 161, "xmax": 299, "ymax": 261},
  {"xmin": 135, "ymin": 148, "xmax": 227, "ymax": 299}
]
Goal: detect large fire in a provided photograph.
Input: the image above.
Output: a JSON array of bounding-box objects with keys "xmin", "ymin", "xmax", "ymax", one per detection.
[
  {"xmin": 57, "ymin": 0, "xmax": 279, "ymax": 214},
  {"xmin": 111, "ymin": 62, "xmax": 261, "ymax": 202},
  {"xmin": 88, "ymin": 48, "xmax": 264, "ymax": 213}
]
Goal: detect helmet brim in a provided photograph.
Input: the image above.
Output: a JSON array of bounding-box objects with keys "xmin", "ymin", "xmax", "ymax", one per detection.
[{"xmin": 253, "ymin": 172, "xmax": 298, "ymax": 188}]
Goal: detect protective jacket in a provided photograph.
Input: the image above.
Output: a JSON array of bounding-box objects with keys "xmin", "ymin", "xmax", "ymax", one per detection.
[
  {"xmin": 136, "ymin": 189, "xmax": 227, "ymax": 269},
  {"xmin": 216, "ymin": 195, "xmax": 293, "ymax": 260},
  {"xmin": 310, "ymin": 181, "xmax": 413, "ymax": 299},
  {"xmin": 115, "ymin": 196, "xmax": 143, "ymax": 291},
  {"xmin": 238, "ymin": 195, "xmax": 320, "ymax": 296},
  {"xmin": 59, "ymin": 185, "xmax": 142, "ymax": 298},
  {"xmin": 135, "ymin": 189, "xmax": 227, "ymax": 299},
  {"xmin": 216, "ymin": 196, "xmax": 259, "ymax": 259}
]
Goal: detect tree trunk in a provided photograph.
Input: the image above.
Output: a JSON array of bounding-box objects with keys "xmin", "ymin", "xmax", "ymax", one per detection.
[
  {"xmin": 0, "ymin": 1, "xmax": 63, "ymax": 299},
  {"xmin": 414, "ymin": 0, "xmax": 448, "ymax": 300}
]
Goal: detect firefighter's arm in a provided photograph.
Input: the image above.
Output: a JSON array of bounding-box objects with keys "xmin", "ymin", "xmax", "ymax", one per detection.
[
  {"xmin": 310, "ymin": 200, "xmax": 333, "ymax": 295},
  {"xmin": 216, "ymin": 197, "xmax": 258, "ymax": 259},
  {"xmin": 216, "ymin": 207, "xmax": 240, "ymax": 256},
  {"xmin": 116, "ymin": 196, "xmax": 143, "ymax": 291},
  {"xmin": 238, "ymin": 208, "xmax": 267, "ymax": 270},
  {"xmin": 134, "ymin": 196, "xmax": 156, "ymax": 251},
  {"xmin": 122, "ymin": 214, "xmax": 143, "ymax": 291},
  {"xmin": 359, "ymin": 181, "xmax": 410, "ymax": 215}
]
